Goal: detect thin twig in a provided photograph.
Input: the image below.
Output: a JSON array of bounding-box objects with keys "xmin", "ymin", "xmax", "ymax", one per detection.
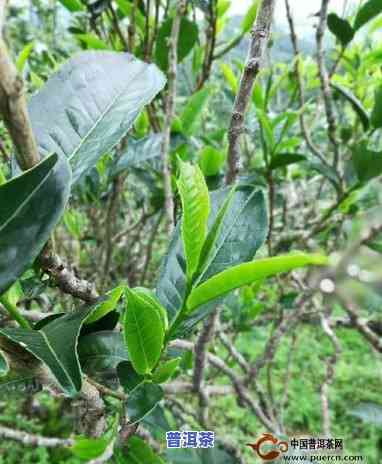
[
  {"xmin": 226, "ymin": 0, "xmax": 275, "ymax": 184},
  {"xmin": 160, "ymin": 0, "xmax": 186, "ymax": 233}
]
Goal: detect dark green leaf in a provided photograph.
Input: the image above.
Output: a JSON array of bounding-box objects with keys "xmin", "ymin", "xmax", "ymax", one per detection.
[
  {"xmin": 126, "ymin": 382, "xmax": 163, "ymax": 424},
  {"xmin": 269, "ymin": 153, "xmax": 307, "ymax": 170},
  {"xmin": 331, "ymin": 83, "xmax": 369, "ymax": 131},
  {"xmin": 123, "ymin": 288, "xmax": 165, "ymax": 375},
  {"xmin": 0, "ymin": 305, "xmax": 96, "ymax": 396},
  {"xmin": 117, "ymin": 361, "xmax": 144, "ymax": 392},
  {"xmin": 352, "ymin": 142, "xmax": 382, "ymax": 182},
  {"xmin": 180, "ymin": 87, "xmax": 211, "ymax": 136},
  {"xmin": 366, "ymin": 231, "xmax": 382, "ymax": 254},
  {"xmin": 156, "ymin": 186, "xmax": 268, "ymax": 322},
  {"xmin": 155, "ymin": 18, "xmax": 199, "ymax": 70},
  {"xmin": 187, "ymin": 253, "xmax": 328, "ymax": 311},
  {"xmin": 123, "ymin": 436, "xmax": 165, "ymax": 463},
  {"xmin": 27, "ymin": 52, "xmax": 166, "ymax": 183},
  {"xmin": 78, "ymin": 330, "xmax": 129, "ymax": 374},
  {"xmin": 0, "ymin": 154, "xmax": 71, "ymax": 295},
  {"xmin": 0, "ymin": 350, "xmax": 8, "ymax": 376},
  {"xmin": 354, "ymin": 0, "xmax": 382, "ymax": 31},
  {"xmin": 195, "ymin": 187, "xmax": 268, "ymax": 285},
  {"xmin": 327, "ymin": 13, "xmax": 354, "ymax": 46},
  {"xmin": 371, "ymin": 85, "xmax": 382, "ymax": 129},
  {"xmin": 111, "ymin": 134, "xmax": 163, "ymax": 177}
]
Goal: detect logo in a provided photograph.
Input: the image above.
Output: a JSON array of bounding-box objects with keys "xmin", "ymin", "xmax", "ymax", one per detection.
[{"xmin": 247, "ymin": 433, "xmax": 289, "ymax": 461}]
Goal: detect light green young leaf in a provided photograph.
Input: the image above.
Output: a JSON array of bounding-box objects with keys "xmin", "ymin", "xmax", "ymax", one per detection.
[
  {"xmin": 241, "ymin": 0, "xmax": 260, "ymax": 33},
  {"xmin": 220, "ymin": 63, "xmax": 238, "ymax": 94},
  {"xmin": 187, "ymin": 253, "xmax": 328, "ymax": 311},
  {"xmin": 85, "ymin": 285, "xmax": 124, "ymax": 325},
  {"xmin": 152, "ymin": 357, "xmax": 181, "ymax": 384},
  {"xmin": 75, "ymin": 34, "xmax": 110, "ymax": 50},
  {"xmin": 16, "ymin": 42, "xmax": 34, "ymax": 72},
  {"xmin": 177, "ymin": 161, "xmax": 210, "ymax": 282},
  {"xmin": 57, "ymin": 0, "xmax": 84, "ymax": 12},
  {"xmin": 123, "ymin": 288, "xmax": 165, "ymax": 375},
  {"xmin": 198, "ymin": 146, "xmax": 226, "ymax": 177}
]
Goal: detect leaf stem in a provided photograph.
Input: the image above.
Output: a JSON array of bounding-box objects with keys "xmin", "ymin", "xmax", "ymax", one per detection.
[{"xmin": 0, "ymin": 296, "xmax": 31, "ymax": 329}]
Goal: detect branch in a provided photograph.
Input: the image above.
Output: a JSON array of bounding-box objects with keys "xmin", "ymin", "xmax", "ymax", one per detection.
[
  {"xmin": 0, "ymin": 6, "xmax": 40, "ymax": 170},
  {"xmin": 316, "ymin": 0, "xmax": 340, "ymax": 171},
  {"xmin": 160, "ymin": 0, "xmax": 186, "ymax": 233},
  {"xmin": 284, "ymin": 0, "xmax": 332, "ymax": 169},
  {"xmin": 39, "ymin": 250, "xmax": 99, "ymax": 303},
  {"xmin": 0, "ymin": 425, "xmax": 73, "ymax": 448},
  {"xmin": 225, "ymin": 0, "xmax": 275, "ymax": 184}
]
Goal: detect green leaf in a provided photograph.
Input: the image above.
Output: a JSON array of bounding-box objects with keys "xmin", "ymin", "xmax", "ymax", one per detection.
[
  {"xmin": 196, "ymin": 187, "xmax": 267, "ymax": 285},
  {"xmin": 58, "ymin": 0, "xmax": 84, "ymax": 12},
  {"xmin": 217, "ymin": 0, "xmax": 231, "ymax": 18},
  {"xmin": 155, "ymin": 17, "xmax": 199, "ymax": 71},
  {"xmin": 152, "ymin": 357, "xmax": 181, "ymax": 384},
  {"xmin": 123, "ymin": 288, "xmax": 165, "ymax": 375},
  {"xmin": 269, "ymin": 153, "xmax": 307, "ymax": 170},
  {"xmin": 220, "ymin": 63, "xmax": 238, "ymax": 94},
  {"xmin": 180, "ymin": 87, "xmax": 211, "ymax": 136},
  {"xmin": 187, "ymin": 253, "xmax": 328, "ymax": 311},
  {"xmin": 126, "ymin": 382, "xmax": 163, "ymax": 424},
  {"xmin": 26, "ymin": 51, "xmax": 166, "ymax": 184},
  {"xmin": 371, "ymin": 85, "xmax": 382, "ymax": 129},
  {"xmin": 0, "ymin": 350, "xmax": 8, "ymax": 377},
  {"xmin": 354, "ymin": 0, "xmax": 382, "ymax": 31},
  {"xmin": 85, "ymin": 286, "xmax": 124, "ymax": 325},
  {"xmin": 117, "ymin": 361, "xmax": 144, "ymax": 392},
  {"xmin": 331, "ymin": 83, "xmax": 370, "ymax": 131},
  {"xmin": 16, "ymin": 42, "xmax": 34, "ymax": 72},
  {"xmin": 78, "ymin": 331, "xmax": 129, "ymax": 375},
  {"xmin": 71, "ymin": 437, "xmax": 110, "ymax": 460},
  {"xmin": 198, "ymin": 146, "xmax": 226, "ymax": 177},
  {"xmin": 71, "ymin": 420, "xmax": 117, "ymax": 460},
  {"xmin": 327, "ymin": 13, "xmax": 354, "ymax": 47},
  {"xmin": 75, "ymin": 33, "xmax": 110, "ymax": 50},
  {"xmin": 123, "ymin": 436, "xmax": 165, "ymax": 463},
  {"xmin": 112, "ymin": 134, "xmax": 163, "ymax": 177},
  {"xmin": 241, "ymin": 0, "xmax": 260, "ymax": 33},
  {"xmin": 177, "ymin": 161, "xmax": 210, "ymax": 281},
  {"xmin": 352, "ymin": 142, "xmax": 382, "ymax": 183},
  {"xmin": 156, "ymin": 186, "xmax": 268, "ymax": 322},
  {"xmin": 115, "ymin": 0, "xmax": 145, "ymax": 31},
  {"xmin": 0, "ymin": 153, "xmax": 71, "ymax": 295},
  {"xmin": 0, "ymin": 305, "xmax": 96, "ymax": 396},
  {"xmin": 366, "ymin": 232, "xmax": 382, "ymax": 254}
]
